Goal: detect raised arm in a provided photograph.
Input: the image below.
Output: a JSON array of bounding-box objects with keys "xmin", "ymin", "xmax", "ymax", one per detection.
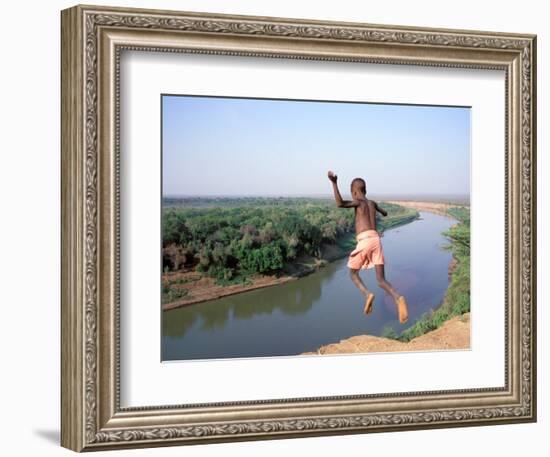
[
  {"xmin": 374, "ymin": 201, "xmax": 388, "ymax": 217},
  {"xmin": 327, "ymin": 171, "xmax": 359, "ymax": 208}
]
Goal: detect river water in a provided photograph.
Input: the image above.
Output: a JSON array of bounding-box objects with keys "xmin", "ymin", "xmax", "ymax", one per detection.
[{"xmin": 162, "ymin": 211, "xmax": 456, "ymax": 361}]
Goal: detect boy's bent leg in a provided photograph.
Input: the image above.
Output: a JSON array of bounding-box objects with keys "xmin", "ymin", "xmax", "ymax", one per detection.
[
  {"xmin": 349, "ymin": 268, "xmax": 375, "ymax": 314},
  {"xmin": 375, "ymin": 265, "xmax": 408, "ymax": 323},
  {"xmin": 374, "ymin": 265, "xmax": 399, "ymax": 300}
]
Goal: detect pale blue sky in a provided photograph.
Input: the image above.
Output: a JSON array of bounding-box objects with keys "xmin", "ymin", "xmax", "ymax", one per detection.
[{"xmin": 162, "ymin": 95, "xmax": 470, "ymax": 198}]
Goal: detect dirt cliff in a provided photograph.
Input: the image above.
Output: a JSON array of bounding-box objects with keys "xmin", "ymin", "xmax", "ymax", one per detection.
[{"xmin": 302, "ymin": 313, "xmax": 470, "ymax": 355}]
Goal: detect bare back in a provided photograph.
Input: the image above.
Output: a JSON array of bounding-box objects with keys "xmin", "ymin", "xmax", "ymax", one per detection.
[{"xmin": 353, "ymin": 199, "xmax": 378, "ymax": 234}]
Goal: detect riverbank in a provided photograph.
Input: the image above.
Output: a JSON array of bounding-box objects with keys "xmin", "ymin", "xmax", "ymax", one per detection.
[
  {"xmin": 162, "ymin": 241, "xmax": 360, "ymax": 310},
  {"xmin": 301, "ymin": 313, "xmax": 470, "ymax": 355},
  {"xmin": 162, "ymin": 205, "xmax": 419, "ymax": 310},
  {"xmin": 162, "ymin": 272, "xmax": 296, "ymax": 311}
]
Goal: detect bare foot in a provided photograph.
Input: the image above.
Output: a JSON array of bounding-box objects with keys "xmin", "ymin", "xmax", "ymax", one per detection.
[
  {"xmin": 396, "ymin": 296, "xmax": 409, "ymax": 323},
  {"xmin": 364, "ymin": 293, "xmax": 375, "ymax": 314}
]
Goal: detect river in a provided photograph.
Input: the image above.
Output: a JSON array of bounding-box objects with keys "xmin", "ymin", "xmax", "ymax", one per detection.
[{"xmin": 162, "ymin": 211, "xmax": 457, "ymax": 361}]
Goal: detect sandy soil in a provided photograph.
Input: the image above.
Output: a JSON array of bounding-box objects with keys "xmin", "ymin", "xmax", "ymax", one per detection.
[
  {"xmin": 301, "ymin": 313, "xmax": 470, "ymax": 355},
  {"xmin": 162, "ymin": 271, "xmax": 296, "ymax": 311},
  {"xmin": 163, "ymin": 251, "xmax": 337, "ymax": 311},
  {"xmin": 384, "ymin": 200, "xmax": 465, "ymax": 217}
]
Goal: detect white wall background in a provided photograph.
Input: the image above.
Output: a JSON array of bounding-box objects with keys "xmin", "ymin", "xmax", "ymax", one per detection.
[{"xmin": 0, "ymin": 1, "xmax": 545, "ymax": 455}]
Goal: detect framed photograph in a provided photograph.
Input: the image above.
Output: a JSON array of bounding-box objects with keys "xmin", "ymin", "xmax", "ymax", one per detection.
[{"xmin": 61, "ymin": 4, "xmax": 537, "ymax": 452}]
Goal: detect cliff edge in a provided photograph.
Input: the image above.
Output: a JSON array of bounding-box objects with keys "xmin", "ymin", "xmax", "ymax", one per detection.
[{"xmin": 302, "ymin": 313, "xmax": 470, "ymax": 355}]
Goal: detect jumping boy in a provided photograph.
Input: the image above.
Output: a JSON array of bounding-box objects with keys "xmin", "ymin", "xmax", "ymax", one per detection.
[{"xmin": 327, "ymin": 170, "xmax": 409, "ymax": 324}]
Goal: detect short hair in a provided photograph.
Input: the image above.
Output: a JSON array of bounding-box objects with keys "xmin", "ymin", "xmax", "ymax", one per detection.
[{"xmin": 351, "ymin": 177, "xmax": 366, "ymax": 194}]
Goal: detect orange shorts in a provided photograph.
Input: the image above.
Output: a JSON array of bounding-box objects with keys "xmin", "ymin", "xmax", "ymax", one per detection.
[{"xmin": 347, "ymin": 229, "xmax": 385, "ymax": 270}]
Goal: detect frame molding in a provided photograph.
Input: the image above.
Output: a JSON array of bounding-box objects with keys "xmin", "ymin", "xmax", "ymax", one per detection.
[{"xmin": 61, "ymin": 4, "xmax": 536, "ymax": 452}]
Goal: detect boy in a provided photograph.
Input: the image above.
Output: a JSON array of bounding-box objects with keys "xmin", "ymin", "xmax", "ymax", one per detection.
[{"xmin": 327, "ymin": 170, "xmax": 409, "ymax": 324}]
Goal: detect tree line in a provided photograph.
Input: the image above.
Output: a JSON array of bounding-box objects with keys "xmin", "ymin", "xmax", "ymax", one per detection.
[
  {"xmin": 162, "ymin": 199, "xmax": 415, "ymax": 284},
  {"xmin": 163, "ymin": 202, "xmax": 351, "ymax": 282}
]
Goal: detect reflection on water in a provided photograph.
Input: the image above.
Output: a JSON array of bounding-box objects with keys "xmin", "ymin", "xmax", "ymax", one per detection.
[{"xmin": 162, "ymin": 211, "xmax": 456, "ymax": 360}]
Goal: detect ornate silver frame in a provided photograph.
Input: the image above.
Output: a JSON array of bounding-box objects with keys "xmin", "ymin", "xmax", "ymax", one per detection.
[{"xmin": 61, "ymin": 4, "xmax": 537, "ymax": 452}]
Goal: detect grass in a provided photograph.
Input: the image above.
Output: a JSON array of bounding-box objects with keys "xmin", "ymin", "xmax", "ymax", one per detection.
[
  {"xmin": 381, "ymin": 326, "xmax": 399, "ymax": 340},
  {"xmin": 379, "ymin": 211, "xmax": 419, "ymax": 231},
  {"xmin": 214, "ymin": 274, "xmax": 253, "ymax": 287},
  {"xmin": 162, "ymin": 284, "xmax": 189, "ymax": 303},
  {"xmin": 166, "ymin": 277, "xmax": 197, "ymax": 286},
  {"xmin": 385, "ymin": 206, "xmax": 470, "ymax": 342}
]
